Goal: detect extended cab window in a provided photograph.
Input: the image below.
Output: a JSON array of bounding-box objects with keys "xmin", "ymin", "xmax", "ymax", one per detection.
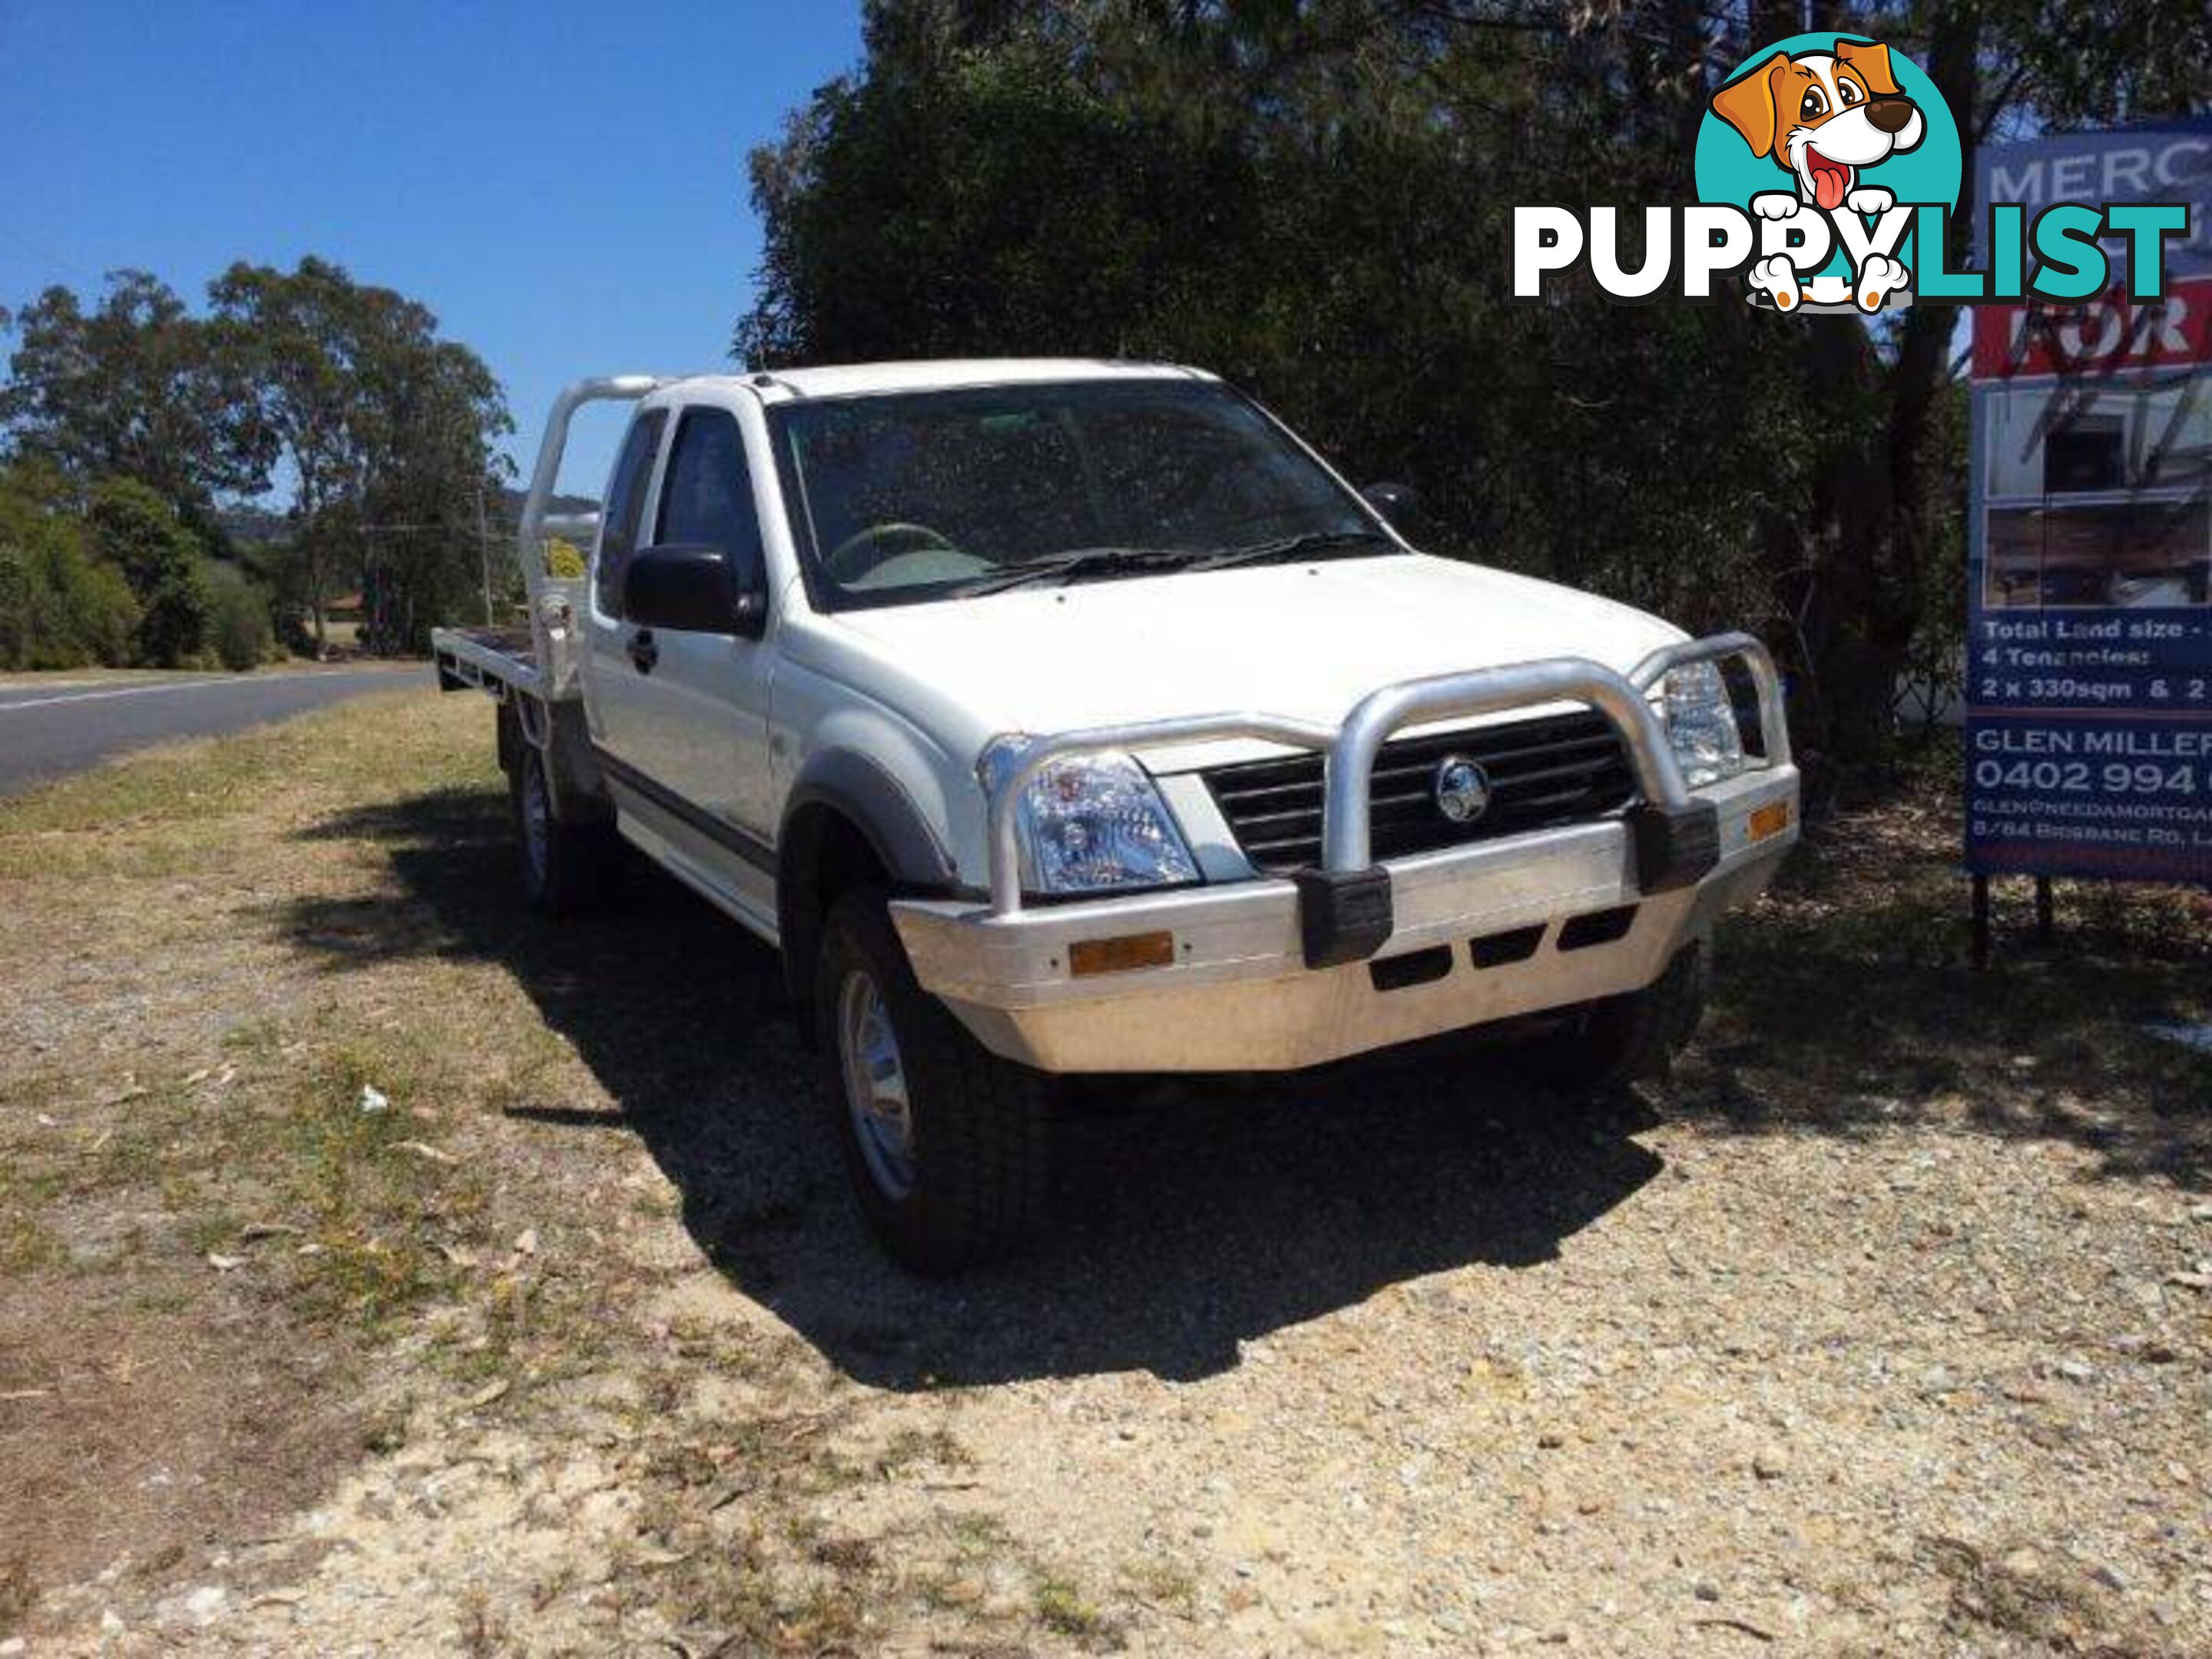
[
  {"xmin": 655, "ymin": 407, "xmax": 767, "ymax": 590},
  {"xmin": 593, "ymin": 408, "xmax": 668, "ymax": 618}
]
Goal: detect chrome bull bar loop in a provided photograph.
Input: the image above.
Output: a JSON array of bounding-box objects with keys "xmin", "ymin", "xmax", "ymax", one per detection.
[{"xmin": 1628, "ymin": 631, "xmax": 1793, "ymax": 770}]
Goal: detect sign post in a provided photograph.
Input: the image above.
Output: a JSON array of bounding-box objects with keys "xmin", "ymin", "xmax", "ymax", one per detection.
[{"xmin": 1965, "ymin": 121, "xmax": 2212, "ymax": 961}]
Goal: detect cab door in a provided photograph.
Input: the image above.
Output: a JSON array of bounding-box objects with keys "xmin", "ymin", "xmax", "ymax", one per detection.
[
  {"xmin": 630, "ymin": 402, "xmax": 777, "ymax": 842},
  {"xmin": 581, "ymin": 406, "xmax": 671, "ymax": 767}
]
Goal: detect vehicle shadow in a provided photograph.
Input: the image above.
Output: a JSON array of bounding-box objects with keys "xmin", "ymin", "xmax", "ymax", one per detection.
[
  {"xmin": 1672, "ymin": 844, "xmax": 2212, "ymax": 1193},
  {"xmin": 283, "ymin": 783, "xmax": 1663, "ymax": 1386}
]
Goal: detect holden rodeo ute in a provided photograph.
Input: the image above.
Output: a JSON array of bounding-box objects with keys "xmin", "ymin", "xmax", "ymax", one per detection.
[{"xmin": 432, "ymin": 361, "xmax": 1799, "ymax": 1272}]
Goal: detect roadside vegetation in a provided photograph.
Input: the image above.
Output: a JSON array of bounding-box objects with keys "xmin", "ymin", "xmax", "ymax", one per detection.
[
  {"xmin": 2, "ymin": 691, "xmax": 2205, "ymax": 1651},
  {"xmin": 0, "ymin": 467, "xmax": 276, "ymax": 673},
  {"xmin": 0, "ymin": 259, "xmax": 511, "ymax": 671}
]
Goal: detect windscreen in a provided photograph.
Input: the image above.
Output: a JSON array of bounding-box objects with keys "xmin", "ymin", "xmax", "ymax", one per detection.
[{"xmin": 769, "ymin": 378, "xmax": 1384, "ymax": 608}]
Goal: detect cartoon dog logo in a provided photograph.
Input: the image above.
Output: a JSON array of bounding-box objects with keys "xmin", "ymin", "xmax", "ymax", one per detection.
[{"xmin": 1710, "ymin": 38, "xmax": 1926, "ymax": 313}]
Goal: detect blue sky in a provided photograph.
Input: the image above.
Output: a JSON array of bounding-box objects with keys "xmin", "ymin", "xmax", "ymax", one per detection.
[{"xmin": 0, "ymin": 0, "xmax": 864, "ymax": 495}]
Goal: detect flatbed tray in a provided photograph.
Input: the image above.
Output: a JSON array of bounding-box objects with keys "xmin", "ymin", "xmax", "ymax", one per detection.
[{"xmin": 431, "ymin": 624, "xmax": 554, "ymax": 701}]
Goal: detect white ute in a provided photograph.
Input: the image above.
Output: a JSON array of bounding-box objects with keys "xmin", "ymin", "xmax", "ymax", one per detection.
[{"xmin": 432, "ymin": 360, "xmax": 1800, "ymax": 1271}]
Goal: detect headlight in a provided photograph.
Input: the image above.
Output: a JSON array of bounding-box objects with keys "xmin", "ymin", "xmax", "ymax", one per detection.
[
  {"xmin": 1661, "ymin": 661, "xmax": 1746, "ymax": 789},
  {"xmin": 982, "ymin": 742, "xmax": 1200, "ymax": 895}
]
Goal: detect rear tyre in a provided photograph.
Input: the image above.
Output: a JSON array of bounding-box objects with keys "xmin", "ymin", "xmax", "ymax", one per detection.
[
  {"xmin": 509, "ymin": 743, "xmax": 619, "ymax": 916},
  {"xmin": 816, "ymin": 887, "xmax": 1052, "ymax": 1273},
  {"xmin": 1515, "ymin": 940, "xmax": 1709, "ymax": 1095}
]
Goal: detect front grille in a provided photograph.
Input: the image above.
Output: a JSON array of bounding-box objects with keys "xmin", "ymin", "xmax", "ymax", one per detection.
[{"xmin": 1201, "ymin": 709, "xmax": 1636, "ymax": 873}]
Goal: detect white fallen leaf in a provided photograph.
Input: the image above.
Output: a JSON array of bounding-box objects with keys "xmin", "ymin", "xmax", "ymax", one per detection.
[
  {"xmin": 460, "ymin": 1379, "xmax": 509, "ymax": 1411},
  {"xmin": 512, "ymin": 1227, "xmax": 538, "ymax": 1257},
  {"xmin": 358, "ymin": 1084, "xmax": 390, "ymax": 1114},
  {"xmin": 396, "ymin": 1141, "xmax": 458, "ymax": 1166},
  {"xmin": 207, "ymin": 1253, "xmax": 247, "ymax": 1272}
]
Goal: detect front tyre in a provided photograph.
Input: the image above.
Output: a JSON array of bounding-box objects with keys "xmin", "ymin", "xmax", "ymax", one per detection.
[
  {"xmin": 1515, "ymin": 940, "xmax": 1709, "ymax": 1095},
  {"xmin": 816, "ymin": 888, "xmax": 1051, "ymax": 1273}
]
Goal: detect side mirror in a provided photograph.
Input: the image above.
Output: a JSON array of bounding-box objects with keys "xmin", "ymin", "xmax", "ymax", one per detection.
[
  {"xmin": 1362, "ymin": 482, "xmax": 1425, "ymax": 539},
  {"xmin": 624, "ymin": 544, "xmax": 768, "ymax": 639}
]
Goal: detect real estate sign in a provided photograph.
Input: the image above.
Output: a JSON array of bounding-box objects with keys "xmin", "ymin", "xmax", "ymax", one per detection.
[{"xmin": 1965, "ymin": 121, "xmax": 2212, "ymax": 885}]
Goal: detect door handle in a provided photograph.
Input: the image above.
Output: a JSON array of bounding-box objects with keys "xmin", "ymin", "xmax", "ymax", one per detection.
[{"xmin": 627, "ymin": 628, "xmax": 658, "ymax": 674}]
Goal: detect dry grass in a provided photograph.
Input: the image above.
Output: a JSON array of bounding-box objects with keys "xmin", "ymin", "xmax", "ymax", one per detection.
[
  {"xmin": 0, "ymin": 689, "xmax": 1062, "ymax": 1652},
  {"xmin": 0, "ymin": 691, "xmax": 526, "ymax": 1617}
]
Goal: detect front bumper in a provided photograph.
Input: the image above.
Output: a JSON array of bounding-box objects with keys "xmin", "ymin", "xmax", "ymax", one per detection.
[
  {"xmin": 894, "ymin": 764, "xmax": 1796, "ymax": 1071},
  {"xmin": 892, "ymin": 633, "xmax": 1800, "ymax": 1074}
]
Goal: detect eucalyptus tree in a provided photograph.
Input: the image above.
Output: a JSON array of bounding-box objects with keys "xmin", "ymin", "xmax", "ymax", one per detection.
[
  {"xmin": 210, "ymin": 257, "xmax": 509, "ymax": 654},
  {"xmin": 0, "ymin": 270, "xmax": 268, "ymax": 512}
]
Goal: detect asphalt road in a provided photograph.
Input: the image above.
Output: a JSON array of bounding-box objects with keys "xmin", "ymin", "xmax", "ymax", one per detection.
[{"xmin": 0, "ymin": 665, "xmax": 422, "ymax": 796}]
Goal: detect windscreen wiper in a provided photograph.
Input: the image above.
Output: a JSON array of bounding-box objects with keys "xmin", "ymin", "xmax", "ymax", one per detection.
[
  {"xmin": 951, "ymin": 545, "xmax": 1203, "ymax": 598},
  {"xmin": 1189, "ymin": 528, "xmax": 1397, "ymax": 572}
]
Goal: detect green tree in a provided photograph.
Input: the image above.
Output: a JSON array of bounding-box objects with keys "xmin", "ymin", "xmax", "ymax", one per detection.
[
  {"xmin": 205, "ymin": 259, "xmax": 369, "ymax": 655},
  {"xmin": 88, "ymin": 478, "xmax": 213, "ymax": 666},
  {"xmin": 0, "ymin": 270, "xmax": 268, "ymax": 509},
  {"xmin": 205, "ymin": 561, "xmax": 275, "ymax": 670},
  {"xmin": 356, "ymin": 340, "xmax": 513, "ymax": 652},
  {"xmin": 209, "ymin": 257, "xmax": 511, "ymax": 655},
  {"xmin": 0, "ymin": 462, "xmax": 139, "ymax": 670}
]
